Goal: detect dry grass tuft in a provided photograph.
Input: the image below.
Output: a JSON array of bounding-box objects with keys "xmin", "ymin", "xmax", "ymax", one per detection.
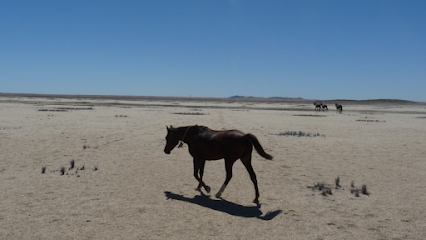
[
  {"xmin": 335, "ymin": 176, "xmax": 341, "ymax": 188},
  {"xmin": 275, "ymin": 131, "xmax": 325, "ymax": 137},
  {"xmin": 69, "ymin": 160, "xmax": 75, "ymax": 170}
]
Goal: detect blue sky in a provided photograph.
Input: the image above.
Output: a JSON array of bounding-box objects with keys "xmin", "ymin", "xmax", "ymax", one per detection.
[{"xmin": 1, "ymin": 1, "xmax": 425, "ymax": 101}]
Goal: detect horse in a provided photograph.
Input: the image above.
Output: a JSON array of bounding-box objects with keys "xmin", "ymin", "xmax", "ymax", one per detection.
[
  {"xmin": 314, "ymin": 102, "xmax": 322, "ymax": 111},
  {"xmin": 164, "ymin": 125, "xmax": 273, "ymax": 205},
  {"xmin": 321, "ymin": 104, "xmax": 328, "ymax": 111},
  {"xmin": 335, "ymin": 103, "xmax": 343, "ymax": 113}
]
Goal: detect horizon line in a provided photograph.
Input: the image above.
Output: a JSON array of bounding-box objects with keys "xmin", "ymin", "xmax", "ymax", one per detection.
[{"xmin": 0, "ymin": 92, "xmax": 422, "ymax": 103}]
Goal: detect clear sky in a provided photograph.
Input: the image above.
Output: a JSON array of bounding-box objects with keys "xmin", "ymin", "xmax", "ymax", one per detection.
[{"xmin": 1, "ymin": 1, "xmax": 425, "ymax": 101}]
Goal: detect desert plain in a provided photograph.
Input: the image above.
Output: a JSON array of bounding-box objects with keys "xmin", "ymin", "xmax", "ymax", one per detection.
[{"xmin": 1, "ymin": 94, "xmax": 425, "ymax": 240}]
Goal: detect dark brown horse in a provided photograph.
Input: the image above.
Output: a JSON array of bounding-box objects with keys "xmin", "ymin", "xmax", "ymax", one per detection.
[
  {"xmin": 335, "ymin": 103, "xmax": 343, "ymax": 113},
  {"xmin": 314, "ymin": 102, "xmax": 322, "ymax": 111},
  {"xmin": 321, "ymin": 104, "xmax": 328, "ymax": 111},
  {"xmin": 164, "ymin": 125, "xmax": 273, "ymax": 204}
]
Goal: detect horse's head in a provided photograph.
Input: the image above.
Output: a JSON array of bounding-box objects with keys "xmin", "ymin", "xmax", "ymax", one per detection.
[{"xmin": 164, "ymin": 126, "xmax": 179, "ymax": 154}]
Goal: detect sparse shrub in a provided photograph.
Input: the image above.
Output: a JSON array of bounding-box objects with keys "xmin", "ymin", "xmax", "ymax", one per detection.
[
  {"xmin": 350, "ymin": 181, "xmax": 369, "ymax": 197},
  {"xmin": 335, "ymin": 177, "xmax": 341, "ymax": 188},
  {"xmin": 293, "ymin": 114, "xmax": 326, "ymax": 117},
  {"xmin": 323, "ymin": 188, "xmax": 332, "ymax": 196},
  {"xmin": 172, "ymin": 112, "xmax": 207, "ymax": 115},
  {"xmin": 69, "ymin": 160, "xmax": 75, "ymax": 170},
  {"xmin": 353, "ymin": 189, "xmax": 360, "ymax": 197},
  {"xmin": 356, "ymin": 119, "xmax": 385, "ymax": 123},
  {"xmin": 275, "ymin": 131, "xmax": 325, "ymax": 137},
  {"xmin": 361, "ymin": 184, "xmax": 369, "ymax": 195},
  {"xmin": 309, "ymin": 182, "xmax": 332, "ymax": 196}
]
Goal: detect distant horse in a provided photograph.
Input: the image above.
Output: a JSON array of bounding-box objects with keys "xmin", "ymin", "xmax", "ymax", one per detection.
[
  {"xmin": 335, "ymin": 103, "xmax": 343, "ymax": 113},
  {"xmin": 314, "ymin": 102, "xmax": 322, "ymax": 111},
  {"xmin": 164, "ymin": 125, "xmax": 273, "ymax": 204},
  {"xmin": 321, "ymin": 104, "xmax": 328, "ymax": 111}
]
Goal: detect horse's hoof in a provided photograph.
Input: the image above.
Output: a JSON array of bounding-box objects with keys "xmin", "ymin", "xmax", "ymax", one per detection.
[
  {"xmin": 204, "ymin": 186, "xmax": 211, "ymax": 193},
  {"xmin": 215, "ymin": 193, "xmax": 221, "ymax": 199}
]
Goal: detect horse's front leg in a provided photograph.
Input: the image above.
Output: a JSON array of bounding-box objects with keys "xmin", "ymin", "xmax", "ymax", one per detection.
[{"xmin": 193, "ymin": 158, "xmax": 210, "ymax": 193}]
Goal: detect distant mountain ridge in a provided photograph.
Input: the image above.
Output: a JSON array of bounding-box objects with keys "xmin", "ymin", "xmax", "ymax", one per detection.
[{"xmin": 229, "ymin": 95, "xmax": 304, "ymax": 100}]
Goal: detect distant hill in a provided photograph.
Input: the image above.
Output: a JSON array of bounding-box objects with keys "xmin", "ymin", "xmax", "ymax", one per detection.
[{"xmin": 229, "ymin": 95, "xmax": 304, "ymax": 100}]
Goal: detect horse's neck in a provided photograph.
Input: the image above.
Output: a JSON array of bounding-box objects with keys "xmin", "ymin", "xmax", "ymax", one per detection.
[{"xmin": 177, "ymin": 126, "xmax": 197, "ymax": 141}]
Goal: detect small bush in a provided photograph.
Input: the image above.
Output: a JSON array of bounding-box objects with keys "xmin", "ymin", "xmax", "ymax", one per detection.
[
  {"xmin": 293, "ymin": 114, "xmax": 326, "ymax": 117},
  {"xmin": 275, "ymin": 131, "xmax": 325, "ymax": 137},
  {"xmin": 308, "ymin": 182, "xmax": 332, "ymax": 196},
  {"xmin": 335, "ymin": 177, "xmax": 341, "ymax": 188},
  {"xmin": 172, "ymin": 112, "xmax": 208, "ymax": 115},
  {"xmin": 69, "ymin": 160, "xmax": 75, "ymax": 170},
  {"xmin": 356, "ymin": 119, "xmax": 385, "ymax": 123},
  {"xmin": 361, "ymin": 184, "xmax": 369, "ymax": 195},
  {"xmin": 350, "ymin": 181, "xmax": 369, "ymax": 197}
]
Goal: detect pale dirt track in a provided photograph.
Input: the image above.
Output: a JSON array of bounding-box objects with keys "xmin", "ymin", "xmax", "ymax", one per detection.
[{"xmin": 1, "ymin": 96, "xmax": 426, "ymax": 239}]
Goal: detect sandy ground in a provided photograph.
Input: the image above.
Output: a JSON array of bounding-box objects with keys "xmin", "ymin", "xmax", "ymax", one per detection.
[{"xmin": 1, "ymin": 96, "xmax": 426, "ymax": 240}]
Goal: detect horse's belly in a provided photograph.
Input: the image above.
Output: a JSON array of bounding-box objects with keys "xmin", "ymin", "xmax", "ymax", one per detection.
[
  {"xmin": 204, "ymin": 155, "xmax": 223, "ymax": 161},
  {"xmin": 201, "ymin": 149, "xmax": 223, "ymax": 160}
]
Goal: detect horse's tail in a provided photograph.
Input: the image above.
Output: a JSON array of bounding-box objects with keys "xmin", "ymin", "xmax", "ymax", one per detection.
[{"xmin": 246, "ymin": 134, "xmax": 273, "ymax": 160}]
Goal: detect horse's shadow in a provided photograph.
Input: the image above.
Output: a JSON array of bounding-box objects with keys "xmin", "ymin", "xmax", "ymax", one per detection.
[{"xmin": 164, "ymin": 191, "xmax": 282, "ymax": 221}]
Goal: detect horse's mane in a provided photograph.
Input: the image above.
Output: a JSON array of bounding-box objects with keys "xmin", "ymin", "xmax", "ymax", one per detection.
[
  {"xmin": 174, "ymin": 125, "xmax": 211, "ymax": 133},
  {"xmin": 195, "ymin": 125, "xmax": 211, "ymax": 131}
]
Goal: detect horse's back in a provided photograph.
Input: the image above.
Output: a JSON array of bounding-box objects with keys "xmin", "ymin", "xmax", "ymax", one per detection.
[{"xmin": 193, "ymin": 129, "xmax": 250, "ymax": 160}]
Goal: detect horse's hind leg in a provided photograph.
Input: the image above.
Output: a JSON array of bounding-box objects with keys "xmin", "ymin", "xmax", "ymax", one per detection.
[
  {"xmin": 193, "ymin": 158, "xmax": 210, "ymax": 193},
  {"xmin": 241, "ymin": 156, "xmax": 260, "ymax": 204},
  {"xmin": 215, "ymin": 159, "xmax": 235, "ymax": 199}
]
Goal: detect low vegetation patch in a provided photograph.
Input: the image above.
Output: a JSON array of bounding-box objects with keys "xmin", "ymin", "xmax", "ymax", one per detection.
[
  {"xmin": 172, "ymin": 112, "xmax": 208, "ymax": 115},
  {"xmin": 274, "ymin": 131, "xmax": 325, "ymax": 137},
  {"xmin": 350, "ymin": 181, "xmax": 370, "ymax": 197},
  {"xmin": 356, "ymin": 119, "xmax": 385, "ymax": 122},
  {"xmin": 293, "ymin": 114, "xmax": 327, "ymax": 117},
  {"xmin": 0, "ymin": 126, "xmax": 22, "ymax": 130},
  {"xmin": 308, "ymin": 177, "xmax": 370, "ymax": 198},
  {"xmin": 39, "ymin": 109, "xmax": 68, "ymax": 112},
  {"xmin": 40, "ymin": 160, "xmax": 98, "ymax": 177},
  {"xmin": 308, "ymin": 182, "xmax": 333, "ymax": 196},
  {"xmin": 56, "ymin": 107, "xmax": 94, "ymax": 111},
  {"xmin": 39, "ymin": 107, "xmax": 93, "ymax": 112}
]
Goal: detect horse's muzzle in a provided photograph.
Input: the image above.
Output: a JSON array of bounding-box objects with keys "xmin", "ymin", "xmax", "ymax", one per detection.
[{"xmin": 164, "ymin": 149, "xmax": 171, "ymax": 154}]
